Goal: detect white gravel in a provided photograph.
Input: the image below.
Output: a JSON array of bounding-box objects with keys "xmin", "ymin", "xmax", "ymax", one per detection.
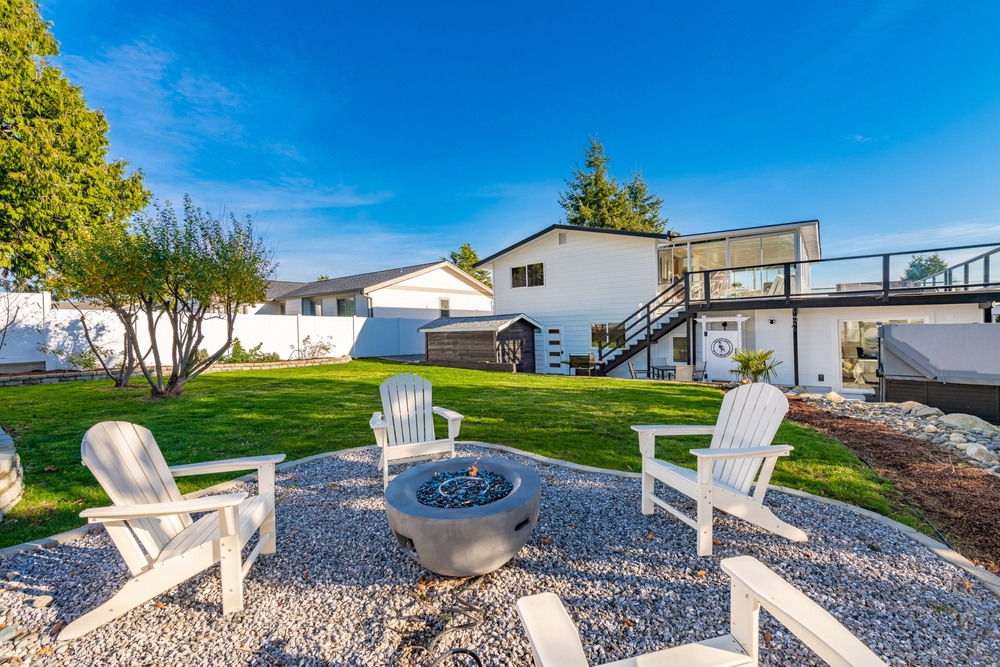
[{"xmin": 1, "ymin": 445, "xmax": 999, "ymax": 666}]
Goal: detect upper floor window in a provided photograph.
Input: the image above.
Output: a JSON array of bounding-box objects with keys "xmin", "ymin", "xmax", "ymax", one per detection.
[
  {"xmin": 439, "ymin": 298, "xmax": 450, "ymax": 317},
  {"xmin": 512, "ymin": 263, "xmax": 544, "ymax": 288}
]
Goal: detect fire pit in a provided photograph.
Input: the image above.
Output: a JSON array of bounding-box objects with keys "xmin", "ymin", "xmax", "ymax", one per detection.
[{"xmin": 384, "ymin": 456, "xmax": 541, "ymax": 577}]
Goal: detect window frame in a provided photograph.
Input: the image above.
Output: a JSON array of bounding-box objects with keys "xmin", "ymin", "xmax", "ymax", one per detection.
[
  {"xmin": 511, "ymin": 262, "xmax": 544, "ymax": 288},
  {"xmin": 439, "ymin": 298, "xmax": 451, "ymax": 318}
]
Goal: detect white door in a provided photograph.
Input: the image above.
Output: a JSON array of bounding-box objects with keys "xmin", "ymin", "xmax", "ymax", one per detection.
[
  {"xmin": 545, "ymin": 327, "xmax": 566, "ymax": 375},
  {"xmin": 705, "ymin": 331, "xmax": 739, "ymax": 381}
]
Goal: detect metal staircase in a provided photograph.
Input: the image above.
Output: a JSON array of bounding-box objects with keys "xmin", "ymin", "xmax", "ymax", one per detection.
[{"xmin": 596, "ymin": 279, "xmax": 694, "ymax": 376}]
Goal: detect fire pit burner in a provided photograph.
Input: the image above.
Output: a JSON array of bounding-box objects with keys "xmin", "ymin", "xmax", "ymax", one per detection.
[{"xmin": 417, "ymin": 468, "xmax": 513, "ymax": 508}]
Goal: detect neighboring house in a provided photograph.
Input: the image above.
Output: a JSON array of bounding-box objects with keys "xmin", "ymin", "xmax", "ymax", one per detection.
[
  {"xmin": 257, "ymin": 262, "xmax": 494, "ymax": 320},
  {"xmin": 475, "ymin": 222, "xmax": 1000, "ymax": 397}
]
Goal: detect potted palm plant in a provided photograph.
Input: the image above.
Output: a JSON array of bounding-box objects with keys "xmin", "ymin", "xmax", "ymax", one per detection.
[{"xmin": 729, "ymin": 348, "xmax": 783, "ymax": 383}]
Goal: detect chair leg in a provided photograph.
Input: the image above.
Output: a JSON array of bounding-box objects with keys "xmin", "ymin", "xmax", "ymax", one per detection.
[
  {"xmin": 218, "ymin": 507, "xmax": 244, "ymax": 615},
  {"xmin": 638, "ymin": 433, "xmax": 656, "ymax": 515},
  {"xmin": 260, "ymin": 508, "xmax": 276, "ymax": 555},
  {"xmin": 720, "ymin": 499, "xmax": 808, "ymax": 543},
  {"xmin": 641, "ymin": 467, "xmax": 655, "ymax": 515},
  {"xmin": 696, "ymin": 463, "xmax": 714, "ymax": 557}
]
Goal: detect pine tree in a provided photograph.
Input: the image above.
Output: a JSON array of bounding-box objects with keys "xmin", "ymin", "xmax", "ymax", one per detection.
[
  {"xmin": 558, "ymin": 137, "xmax": 667, "ymax": 233},
  {"xmin": 446, "ymin": 242, "xmax": 492, "ymax": 288},
  {"xmin": 1, "ymin": 0, "xmax": 149, "ymax": 282},
  {"xmin": 902, "ymin": 254, "xmax": 948, "ymax": 281}
]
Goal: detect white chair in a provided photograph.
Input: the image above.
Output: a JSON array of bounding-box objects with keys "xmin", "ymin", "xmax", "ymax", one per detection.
[
  {"xmin": 369, "ymin": 373, "xmax": 463, "ymax": 489},
  {"xmin": 632, "ymin": 383, "xmax": 806, "ymax": 556},
  {"xmin": 516, "ymin": 555, "xmax": 889, "ymax": 667},
  {"xmin": 59, "ymin": 421, "xmax": 285, "ymax": 640}
]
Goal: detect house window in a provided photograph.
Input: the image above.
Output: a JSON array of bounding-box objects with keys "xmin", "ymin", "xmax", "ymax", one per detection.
[
  {"xmin": 672, "ymin": 336, "xmax": 688, "ymax": 363},
  {"xmin": 512, "ymin": 263, "xmax": 544, "ymax": 288},
  {"xmin": 304, "ymin": 299, "xmax": 321, "ymax": 316},
  {"xmin": 840, "ymin": 319, "xmax": 922, "ymax": 390},
  {"xmin": 337, "ymin": 297, "xmax": 356, "ymax": 317},
  {"xmin": 591, "ymin": 323, "xmax": 624, "ymax": 349},
  {"xmin": 439, "ymin": 298, "xmax": 450, "ymax": 318}
]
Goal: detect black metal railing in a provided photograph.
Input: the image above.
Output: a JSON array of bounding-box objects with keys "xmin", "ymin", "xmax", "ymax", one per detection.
[{"xmin": 596, "ymin": 279, "xmax": 687, "ymax": 364}]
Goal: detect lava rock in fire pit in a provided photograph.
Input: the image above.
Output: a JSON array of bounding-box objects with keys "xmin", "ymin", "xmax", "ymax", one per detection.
[
  {"xmin": 384, "ymin": 456, "xmax": 540, "ymax": 576},
  {"xmin": 415, "ymin": 467, "xmax": 514, "ymax": 508}
]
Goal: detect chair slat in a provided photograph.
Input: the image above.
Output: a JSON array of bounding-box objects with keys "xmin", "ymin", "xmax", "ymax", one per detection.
[
  {"xmin": 403, "ymin": 374, "xmax": 419, "ymax": 443},
  {"xmin": 710, "ymin": 385, "xmax": 788, "ymax": 494}
]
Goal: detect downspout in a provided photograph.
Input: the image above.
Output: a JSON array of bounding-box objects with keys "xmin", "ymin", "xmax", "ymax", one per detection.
[{"xmin": 792, "ymin": 308, "xmax": 799, "ymax": 387}]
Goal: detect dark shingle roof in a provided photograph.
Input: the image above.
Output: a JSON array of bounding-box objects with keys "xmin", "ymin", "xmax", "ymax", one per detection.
[
  {"xmin": 418, "ymin": 314, "xmax": 541, "ymax": 333},
  {"xmin": 266, "ymin": 280, "xmax": 310, "ymax": 300},
  {"xmin": 278, "ymin": 262, "xmax": 443, "ymax": 299}
]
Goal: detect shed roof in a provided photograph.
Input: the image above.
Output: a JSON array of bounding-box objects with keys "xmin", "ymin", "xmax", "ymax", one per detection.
[{"xmin": 418, "ymin": 313, "xmax": 542, "ymax": 333}]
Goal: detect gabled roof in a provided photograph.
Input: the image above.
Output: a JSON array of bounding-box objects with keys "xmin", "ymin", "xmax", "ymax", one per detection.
[
  {"xmin": 266, "ymin": 280, "xmax": 310, "ymax": 300},
  {"xmin": 476, "ymin": 224, "xmax": 668, "ymax": 267},
  {"xmin": 276, "ymin": 261, "xmax": 493, "ymax": 300},
  {"xmin": 418, "ymin": 313, "xmax": 542, "ymax": 333}
]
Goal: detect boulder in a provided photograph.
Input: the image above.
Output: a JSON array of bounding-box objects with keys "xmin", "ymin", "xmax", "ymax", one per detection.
[
  {"xmin": 897, "ymin": 401, "xmax": 925, "ymax": 413},
  {"xmin": 940, "ymin": 413, "xmax": 998, "ymax": 432},
  {"xmin": 824, "ymin": 392, "xmax": 845, "ymax": 404},
  {"xmin": 912, "ymin": 406, "xmax": 944, "ymax": 418},
  {"xmin": 965, "ymin": 444, "xmax": 998, "ymax": 464}
]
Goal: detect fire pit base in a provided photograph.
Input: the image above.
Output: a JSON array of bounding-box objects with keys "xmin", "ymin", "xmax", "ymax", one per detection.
[{"xmin": 384, "ymin": 456, "xmax": 541, "ymax": 577}]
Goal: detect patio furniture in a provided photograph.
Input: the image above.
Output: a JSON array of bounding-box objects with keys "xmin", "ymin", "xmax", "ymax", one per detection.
[
  {"xmin": 694, "ymin": 360, "xmax": 708, "ymax": 381},
  {"xmin": 59, "ymin": 421, "xmax": 285, "ymax": 640},
  {"xmin": 673, "ymin": 364, "xmax": 694, "ymax": 381},
  {"xmin": 516, "ymin": 555, "xmax": 889, "ymax": 667},
  {"xmin": 567, "ymin": 353, "xmax": 601, "ymax": 376},
  {"xmin": 370, "ymin": 373, "xmax": 463, "ymax": 489},
  {"xmin": 632, "ymin": 382, "xmax": 807, "ymax": 556}
]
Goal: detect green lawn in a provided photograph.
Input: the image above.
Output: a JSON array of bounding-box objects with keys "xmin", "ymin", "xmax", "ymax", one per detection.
[{"xmin": 0, "ymin": 359, "xmax": 917, "ymax": 548}]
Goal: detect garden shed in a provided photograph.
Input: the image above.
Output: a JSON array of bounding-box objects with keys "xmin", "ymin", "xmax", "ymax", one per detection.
[
  {"xmin": 419, "ymin": 314, "xmax": 541, "ymax": 373},
  {"xmin": 879, "ymin": 322, "xmax": 1000, "ymax": 423}
]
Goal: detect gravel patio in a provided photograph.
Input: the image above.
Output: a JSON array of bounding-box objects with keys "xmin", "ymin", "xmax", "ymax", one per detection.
[{"xmin": 1, "ymin": 445, "xmax": 998, "ymax": 666}]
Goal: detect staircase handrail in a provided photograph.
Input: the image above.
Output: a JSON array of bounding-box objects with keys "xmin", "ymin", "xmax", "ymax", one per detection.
[{"xmin": 598, "ymin": 277, "xmax": 687, "ymax": 360}]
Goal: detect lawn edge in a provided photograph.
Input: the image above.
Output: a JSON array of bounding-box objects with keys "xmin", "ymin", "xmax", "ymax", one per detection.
[{"xmin": 3, "ymin": 441, "xmax": 998, "ymax": 599}]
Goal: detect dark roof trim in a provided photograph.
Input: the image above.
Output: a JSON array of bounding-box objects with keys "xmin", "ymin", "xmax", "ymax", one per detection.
[
  {"xmin": 670, "ymin": 219, "xmax": 820, "ymax": 242},
  {"xmin": 475, "ymin": 224, "xmax": 668, "ymax": 267},
  {"xmin": 418, "ymin": 313, "xmax": 543, "ymax": 333}
]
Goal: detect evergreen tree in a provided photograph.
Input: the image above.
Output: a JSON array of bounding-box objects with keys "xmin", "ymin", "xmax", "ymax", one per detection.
[
  {"xmin": 1, "ymin": 0, "xmax": 148, "ymax": 282},
  {"xmin": 902, "ymin": 254, "xmax": 948, "ymax": 281},
  {"xmin": 558, "ymin": 137, "xmax": 667, "ymax": 233},
  {"xmin": 446, "ymin": 242, "xmax": 492, "ymax": 288}
]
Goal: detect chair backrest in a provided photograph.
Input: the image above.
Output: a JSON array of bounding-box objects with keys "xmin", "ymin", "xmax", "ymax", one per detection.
[
  {"xmin": 379, "ymin": 374, "xmax": 436, "ymax": 446},
  {"xmin": 710, "ymin": 383, "xmax": 788, "ymax": 494},
  {"xmin": 82, "ymin": 422, "xmax": 192, "ymax": 560},
  {"xmin": 695, "ymin": 360, "xmax": 707, "ymax": 371},
  {"xmin": 766, "ymin": 274, "xmax": 785, "ymax": 295},
  {"xmin": 627, "ymin": 362, "xmax": 638, "ymax": 379}
]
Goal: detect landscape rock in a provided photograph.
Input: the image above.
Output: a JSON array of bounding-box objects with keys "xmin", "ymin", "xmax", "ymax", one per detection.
[
  {"xmin": 30, "ymin": 596, "xmax": 52, "ymax": 609},
  {"xmin": 912, "ymin": 406, "xmax": 945, "ymax": 418},
  {"xmin": 965, "ymin": 444, "xmax": 999, "ymax": 465},
  {"xmin": 896, "ymin": 401, "xmax": 925, "ymax": 413},
  {"xmin": 939, "ymin": 413, "xmax": 998, "ymax": 432},
  {"xmin": 824, "ymin": 391, "xmax": 845, "ymax": 403}
]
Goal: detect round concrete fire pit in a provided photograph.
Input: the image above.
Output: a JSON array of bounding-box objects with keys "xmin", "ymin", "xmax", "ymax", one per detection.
[{"xmin": 384, "ymin": 456, "xmax": 541, "ymax": 577}]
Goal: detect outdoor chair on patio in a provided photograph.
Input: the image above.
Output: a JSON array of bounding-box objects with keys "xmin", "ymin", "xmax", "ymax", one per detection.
[
  {"xmin": 59, "ymin": 421, "xmax": 285, "ymax": 640},
  {"xmin": 517, "ymin": 555, "xmax": 888, "ymax": 667},
  {"xmin": 632, "ymin": 382, "xmax": 807, "ymax": 556},
  {"xmin": 370, "ymin": 373, "xmax": 463, "ymax": 489}
]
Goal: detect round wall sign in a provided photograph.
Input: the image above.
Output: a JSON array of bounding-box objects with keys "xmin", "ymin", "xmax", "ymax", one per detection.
[{"xmin": 711, "ymin": 338, "xmax": 734, "ymax": 358}]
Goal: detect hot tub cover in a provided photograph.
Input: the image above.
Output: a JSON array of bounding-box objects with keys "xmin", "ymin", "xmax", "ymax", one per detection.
[{"xmin": 879, "ymin": 323, "xmax": 1000, "ymax": 386}]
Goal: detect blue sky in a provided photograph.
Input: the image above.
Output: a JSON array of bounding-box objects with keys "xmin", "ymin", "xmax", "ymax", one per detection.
[{"xmin": 42, "ymin": 0, "xmax": 1000, "ymax": 281}]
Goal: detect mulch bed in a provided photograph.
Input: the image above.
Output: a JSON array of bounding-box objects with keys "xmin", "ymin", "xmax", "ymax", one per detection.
[{"xmin": 787, "ymin": 400, "xmax": 1000, "ymax": 574}]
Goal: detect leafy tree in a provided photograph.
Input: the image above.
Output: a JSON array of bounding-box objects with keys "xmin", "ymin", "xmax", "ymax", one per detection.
[
  {"xmin": 446, "ymin": 242, "xmax": 492, "ymax": 288},
  {"xmin": 1, "ymin": 0, "xmax": 149, "ymax": 282},
  {"xmin": 57, "ymin": 197, "xmax": 277, "ymax": 397},
  {"xmin": 317, "ymin": 274, "xmax": 329, "ymax": 281},
  {"xmin": 558, "ymin": 137, "xmax": 667, "ymax": 233},
  {"xmin": 902, "ymin": 254, "xmax": 948, "ymax": 281}
]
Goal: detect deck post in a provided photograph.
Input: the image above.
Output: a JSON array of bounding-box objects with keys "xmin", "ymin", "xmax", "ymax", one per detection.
[
  {"xmin": 704, "ymin": 271, "xmax": 711, "ymax": 307},
  {"xmin": 882, "ymin": 254, "xmax": 890, "ymax": 303},
  {"xmin": 792, "ymin": 307, "xmax": 799, "ymax": 387},
  {"xmin": 783, "ymin": 263, "xmax": 792, "ymax": 306},
  {"xmin": 645, "ymin": 304, "xmax": 652, "ymax": 375},
  {"xmin": 986, "ymin": 254, "xmax": 991, "ymax": 286}
]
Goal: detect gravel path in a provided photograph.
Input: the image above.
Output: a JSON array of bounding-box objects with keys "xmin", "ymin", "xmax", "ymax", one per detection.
[{"xmin": 1, "ymin": 445, "xmax": 998, "ymax": 666}]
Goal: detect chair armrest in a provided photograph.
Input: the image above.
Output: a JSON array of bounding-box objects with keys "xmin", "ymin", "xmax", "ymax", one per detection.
[
  {"xmin": 433, "ymin": 406, "xmax": 463, "ymax": 441},
  {"xmin": 690, "ymin": 445, "xmax": 793, "ymax": 460},
  {"xmin": 370, "ymin": 412, "xmax": 387, "ymax": 430},
  {"xmin": 632, "ymin": 425, "xmax": 716, "ymax": 436},
  {"xmin": 168, "ymin": 454, "xmax": 286, "ymax": 477},
  {"xmin": 516, "ymin": 593, "xmax": 589, "ymax": 667},
  {"xmin": 432, "ymin": 406, "xmax": 464, "ymax": 421},
  {"xmin": 80, "ymin": 492, "xmax": 248, "ymax": 521},
  {"xmin": 721, "ymin": 556, "xmax": 888, "ymax": 667}
]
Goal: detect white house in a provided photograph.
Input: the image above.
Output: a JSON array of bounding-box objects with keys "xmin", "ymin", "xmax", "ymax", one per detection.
[
  {"xmin": 476, "ymin": 222, "xmax": 1000, "ymax": 398},
  {"xmin": 256, "ymin": 261, "xmax": 494, "ymax": 320}
]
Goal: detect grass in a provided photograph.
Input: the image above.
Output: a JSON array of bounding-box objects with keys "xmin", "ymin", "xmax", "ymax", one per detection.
[{"xmin": 0, "ymin": 359, "xmax": 918, "ymax": 548}]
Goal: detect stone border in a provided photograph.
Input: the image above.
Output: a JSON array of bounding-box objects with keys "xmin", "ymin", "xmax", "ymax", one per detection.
[
  {"xmin": 0, "ymin": 356, "xmax": 352, "ymax": 388},
  {"xmin": 2, "ymin": 440, "xmax": 998, "ymax": 598}
]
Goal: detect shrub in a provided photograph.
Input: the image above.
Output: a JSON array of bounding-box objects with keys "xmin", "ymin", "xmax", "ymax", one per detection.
[
  {"xmin": 729, "ymin": 348, "xmax": 783, "ymax": 384},
  {"xmin": 223, "ymin": 338, "xmax": 279, "ymax": 363}
]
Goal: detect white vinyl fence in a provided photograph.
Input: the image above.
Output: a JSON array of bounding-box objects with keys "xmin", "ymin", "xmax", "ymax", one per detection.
[{"xmin": 0, "ymin": 293, "xmax": 430, "ymax": 371}]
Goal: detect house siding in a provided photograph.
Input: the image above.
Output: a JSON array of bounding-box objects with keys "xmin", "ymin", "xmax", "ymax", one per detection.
[
  {"xmin": 488, "ymin": 229, "xmax": 659, "ymax": 370},
  {"xmin": 371, "ymin": 270, "xmax": 492, "ymax": 319}
]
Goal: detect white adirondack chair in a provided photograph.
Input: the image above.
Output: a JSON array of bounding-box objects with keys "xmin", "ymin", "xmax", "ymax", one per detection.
[
  {"xmin": 633, "ymin": 382, "xmax": 806, "ymax": 556},
  {"xmin": 369, "ymin": 373, "xmax": 463, "ymax": 489},
  {"xmin": 516, "ymin": 555, "xmax": 889, "ymax": 667},
  {"xmin": 58, "ymin": 421, "xmax": 286, "ymax": 641}
]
